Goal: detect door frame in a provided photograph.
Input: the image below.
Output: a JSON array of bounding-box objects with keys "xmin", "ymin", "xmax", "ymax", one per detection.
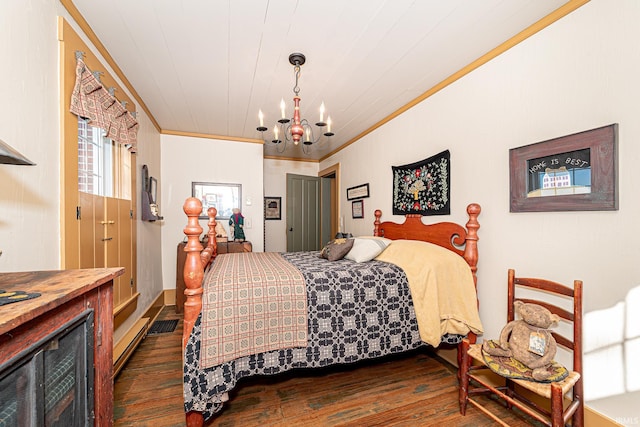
[{"xmin": 318, "ymin": 163, "xmax": 340, "ymax": 241}]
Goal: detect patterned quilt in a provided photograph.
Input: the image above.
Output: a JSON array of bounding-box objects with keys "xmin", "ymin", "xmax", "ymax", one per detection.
[
  {"xmin": 200, "ymin": 252, "xmax": 308, "ymax": 368},
  {"xmin": 184, "ymin": 251, "xmax": 463, "ymax": 420}
]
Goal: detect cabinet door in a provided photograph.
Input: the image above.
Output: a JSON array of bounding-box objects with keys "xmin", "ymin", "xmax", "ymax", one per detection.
[
  {"xmin": 117, "ymin": 198, "xmax": 133, "ymax": 303},
  {"xmin": 0, "ymin": 310, "xmax": 94, "ymax": 426},
  {"xmin": 105, "ymin": 197, "xmax": 120, "ymax": 304},
  {"xmin": 78, "ymin": 191, "xmax": 96, "ymax": 269}
]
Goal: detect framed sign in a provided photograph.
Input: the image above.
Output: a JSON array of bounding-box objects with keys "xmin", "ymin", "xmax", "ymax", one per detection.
[
  {"xmin": 264, "ymin": 196, "xmax": 281, "ymax": 220},
  {"xmin": 509, "ymin": 123, "xmax": 618, "ymax": 212},
  {"xmin": 352, "ymin": 200, "xmax": 364, "ymax": 219},
  {"xmin": 347, "ymin": 183, "xmax": 369, "ymax": 200},
  {"xmin": 192, "ymin": 182, "xmax": 242, "ymax": 220}
]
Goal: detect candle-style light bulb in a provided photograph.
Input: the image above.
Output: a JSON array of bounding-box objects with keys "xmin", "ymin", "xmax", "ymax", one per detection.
[
  {"xmin": 306, "ymin": 127, "xmax": 311, "ymax": 141},
  {"xmin": 258, "ymin": 110, "xmax": 264, "ymax": 127},
  {"xmin": 273, "ymin": 125, "xmax": 279, "ymax": 140},
  {"xmin": 323, "ymin": 116, "xmax": 334, "ymax": 137},
  {"xmin": 319, "ymin": 102, "xmax": 325, "ymax": 122},
  {"xmin": 280, "ymin": 99, "xmax": 286, "ymax": 119}
]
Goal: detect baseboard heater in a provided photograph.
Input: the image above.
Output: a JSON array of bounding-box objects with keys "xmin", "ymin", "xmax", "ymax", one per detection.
[{"xmin": 113, "ymin": 317, "xmax": 149, "ymax": 379}]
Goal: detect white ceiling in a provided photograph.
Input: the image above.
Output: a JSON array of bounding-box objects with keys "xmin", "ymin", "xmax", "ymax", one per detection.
[{"xmin": 71, "ymin": 0, "xmax": 570, "ymax": 160}]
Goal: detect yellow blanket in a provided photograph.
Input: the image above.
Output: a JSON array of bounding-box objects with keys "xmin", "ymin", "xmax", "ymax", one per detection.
[{"xmin": 375, "ymin": 240, "xmax": 483, "ymax": 346}]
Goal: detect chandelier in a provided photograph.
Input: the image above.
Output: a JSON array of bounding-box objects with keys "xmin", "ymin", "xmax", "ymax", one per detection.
[{"xmin": 257, "ymin": 53, "xmax": 334, "ymax": 154}]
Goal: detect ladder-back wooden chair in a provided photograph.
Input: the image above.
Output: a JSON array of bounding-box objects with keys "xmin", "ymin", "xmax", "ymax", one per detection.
[{"xmin": 458, "ymin": 269, "xmax": 583, "ymax": 427}]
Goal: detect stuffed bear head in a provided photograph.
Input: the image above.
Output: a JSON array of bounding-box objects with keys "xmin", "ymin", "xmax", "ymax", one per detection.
[{"xmin": 515, "ymin": 300, "xmax": 560, "ymax": 329}]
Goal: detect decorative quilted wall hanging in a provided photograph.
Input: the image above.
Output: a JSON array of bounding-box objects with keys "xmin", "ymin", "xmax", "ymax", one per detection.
[{"xmin": 392, "ymin": 149, "xmax": 450, "ymax": 216}]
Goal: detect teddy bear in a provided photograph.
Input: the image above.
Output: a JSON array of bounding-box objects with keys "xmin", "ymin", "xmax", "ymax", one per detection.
[{"xmin": 482, "ymin": 301, "xmax": 560, "ymax": 381}]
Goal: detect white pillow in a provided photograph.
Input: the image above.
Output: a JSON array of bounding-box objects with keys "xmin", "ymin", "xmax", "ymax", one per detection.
[{"xmin": 344, "ymin": 236, "xmax": 392, "ymax": 262}]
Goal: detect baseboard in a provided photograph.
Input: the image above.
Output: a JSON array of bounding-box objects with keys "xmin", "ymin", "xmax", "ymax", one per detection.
[
  {"xmin": 584, "ymin": 407, "xmax": 624, "ymax": 427},
  {"xmin": 436, "ymin": 347, "xmax": 457, "ymax": 366},
  {"xmin": 436, "ymin": 348, "xmax": 623, "ymax": 427},
  {"xmin": 113, "ymin": 292, "xmax": 140, "ymax": 331},
  {"xmin": 144, "ymin": 291, "xmax": 166, "ymax": 326},
  {"xmin": 112, "ymin": 291, "xmax": 166, "ymax": 378},
  {"xmin": 164, "ymin": 288, "xmax": 176, "ymax": 306}
]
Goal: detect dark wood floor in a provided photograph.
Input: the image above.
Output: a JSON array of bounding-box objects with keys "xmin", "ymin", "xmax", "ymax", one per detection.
[{"xmin": 114, "ymin": 306, "xmax": 533, "ymax": 426}]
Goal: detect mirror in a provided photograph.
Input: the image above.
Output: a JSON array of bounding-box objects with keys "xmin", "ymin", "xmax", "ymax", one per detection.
[{"xmin": 192, "ymin": 182, "xmax": 242, "ymax": 220}]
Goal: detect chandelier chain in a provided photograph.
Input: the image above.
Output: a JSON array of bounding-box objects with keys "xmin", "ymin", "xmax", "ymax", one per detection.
[{"xmin": 293, "ymin": 65, "xmax": 301, "ymax": 96}]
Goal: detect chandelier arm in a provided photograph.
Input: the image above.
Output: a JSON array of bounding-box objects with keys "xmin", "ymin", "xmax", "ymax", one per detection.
[
  {"xmin": 275, "ymin": 140, "xmax": 286, "ymax": 153},
  {"xmin": 283, "ymin": 122, "xmax": 294, "ymax": 143}
]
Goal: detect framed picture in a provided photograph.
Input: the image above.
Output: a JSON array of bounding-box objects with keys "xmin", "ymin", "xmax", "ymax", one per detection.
[
  {"xmin": 392, "ymin": 150, "xmax": 450, "ymax": 216},
  {"xmin": 192, "ymin": 182, "xmax": 242, "ymax": 220},
  {"xmin": 509, "ymin": 123, "xmax": 618, "ymax": 212},
  {"xmin": 264, "ymin": 196, "xmax": 281, "ymax": 220},
  {"xmin": 352, "ymin": 200, "xmax": 364, "ymax": 219},
  {"xmin": 347, "ymin": 183, "xmax": 370, "ymax": 200}
]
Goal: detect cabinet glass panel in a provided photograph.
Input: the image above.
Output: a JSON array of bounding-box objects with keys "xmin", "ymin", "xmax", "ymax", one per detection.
[{"xmin": 0, "ymin": 311, "xmax": 94, "ymax": 427}]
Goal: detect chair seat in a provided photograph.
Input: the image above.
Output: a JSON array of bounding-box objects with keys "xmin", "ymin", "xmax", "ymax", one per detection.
[{"xmin": 467, "ymin": 343, "xmax": 581, "ymax": 399}]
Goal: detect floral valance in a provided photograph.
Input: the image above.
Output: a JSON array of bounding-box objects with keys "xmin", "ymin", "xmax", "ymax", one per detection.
[{"xmin": 69, "ymin": 57, "xmax": 138, "ymax": 152}]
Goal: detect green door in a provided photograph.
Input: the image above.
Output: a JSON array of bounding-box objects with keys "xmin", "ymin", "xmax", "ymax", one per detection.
[{"xmin": 286, "ymin": 174, "xmax": 321, "ymax": 252}]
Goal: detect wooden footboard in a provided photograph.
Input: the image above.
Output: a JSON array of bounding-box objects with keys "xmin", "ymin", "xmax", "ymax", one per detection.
[{"xmin": 181, "ymin": 198, "xmax": 481, "ymax": 426}]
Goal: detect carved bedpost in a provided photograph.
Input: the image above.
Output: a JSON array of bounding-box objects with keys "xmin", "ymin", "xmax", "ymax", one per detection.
[
  {"xmin": 183, "ymin": 198, "xmax": 206, "ymax": 427},
  {"xmin": 373, "ymin": 209, "xmax": 383, "ymax": 237},
  {"xmin": 207, "ymin": 207, "xmax": 218, "ymax": 258},
  {"xmin": 462, "ymin": 203, "xmax": 481, "ymax": 349},
  {"xmin": 182, "ymin": 198, "xmax": 204, "ymax": 351},
  {"xmin": 463, "ymin": 203, "xmax": 481, "ymax": 288},
  {"xmin": 200, "ymin": 207, "xmax": 218, "ymax": 266}
]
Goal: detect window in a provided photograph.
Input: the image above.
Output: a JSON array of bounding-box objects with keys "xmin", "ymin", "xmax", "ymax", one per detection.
[
  {"xmin": 77, "ymin": 117, "xmax": 131, "ymax": 200},
  {"xmin": 78, "ymin": 117, "xmax": 113, "ymax": 197}
]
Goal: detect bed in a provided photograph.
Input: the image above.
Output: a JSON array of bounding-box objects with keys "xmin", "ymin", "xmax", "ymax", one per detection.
[{"xmin": 181, "ymin": 197, "xmax": 482, "ymax": 426}]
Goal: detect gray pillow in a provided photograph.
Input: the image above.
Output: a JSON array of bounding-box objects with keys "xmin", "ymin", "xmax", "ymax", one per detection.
[{"xmin": 319, "ymin": 238, "xmax": 354, "ymax": 261}]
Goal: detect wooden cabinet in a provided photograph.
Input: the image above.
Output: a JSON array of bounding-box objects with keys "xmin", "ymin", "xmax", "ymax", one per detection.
[
  {"xmin": 216, "ymin": 241, "xmax": 253, "ymax": 254},
  {"xmin": 175, "ymin": 241, "xmax": 252, "ymax": 314},
  {"xmin": 0, "ymin": 268, "xmax": 123, "ymax": 426}
]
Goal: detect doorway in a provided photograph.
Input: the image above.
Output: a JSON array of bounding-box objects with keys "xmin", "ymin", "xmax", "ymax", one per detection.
[
  {"xmin": 319, "ymin": 163, "xmax": 340, "ymax": 245},
  {"xmin": 285, "ymin": 164, "xmax": 340, "ymax": 252},
  {"xmin": 286, "ymin": 174, "xmax": 320, "ymax": 252}
]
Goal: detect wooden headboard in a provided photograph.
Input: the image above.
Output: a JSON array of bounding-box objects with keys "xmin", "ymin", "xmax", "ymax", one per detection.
[{"xmin": 373, "ymin": 203, "xmax": 481, "ymax": 287}]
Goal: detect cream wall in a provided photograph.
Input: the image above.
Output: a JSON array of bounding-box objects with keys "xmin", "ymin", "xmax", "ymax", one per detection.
[
  {"xmin": 263, "ymin": 158, "xmax": 319, "ymax": 252},
  {"xmin": 160, "ymin": 134, "xmax": 264, "ymax": 291},
  {"xmin": 0, "ymin": 1, "xmax": 60, "ymax": 271},
  {"xmin": 321, "ymin": 1, "xmax": 639, "ymax": 423},
  {"xmin": 0, "ymin": 1, "xmax": 165, "ymax": 344}
]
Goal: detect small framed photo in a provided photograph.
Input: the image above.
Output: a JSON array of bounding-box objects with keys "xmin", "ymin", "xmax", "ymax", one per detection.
[
  {"xmin": 352, "ymin": 200, "xmax": 364, "ymax": 219},
  {"xmin": 347, "ymin": 183, "xmax": 370, "ymax": 200},
  {"xmin": 264, "ymin": 196, "xmax": 282, "ymax": 220}
]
